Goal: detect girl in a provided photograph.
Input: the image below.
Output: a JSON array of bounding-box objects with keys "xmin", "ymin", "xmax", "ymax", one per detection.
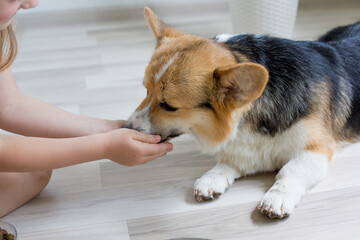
[{"xmin": 0, "ymin": 0, "xmax": 173, "ymax": 217}]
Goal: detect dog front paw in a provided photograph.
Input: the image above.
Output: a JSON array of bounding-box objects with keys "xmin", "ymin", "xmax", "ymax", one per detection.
[
  {"xmin": 193, "ymin": 173, "xmax": 231, "ymax": 202},
  {"xmin": 258, "ymin": 188, "xmax": 300, "ymax": 219}
]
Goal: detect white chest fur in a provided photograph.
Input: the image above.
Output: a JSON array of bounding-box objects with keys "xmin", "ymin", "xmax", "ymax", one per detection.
[{"xmin": 203, "ymin": 120, "xmax": 306, "ymax": 176}]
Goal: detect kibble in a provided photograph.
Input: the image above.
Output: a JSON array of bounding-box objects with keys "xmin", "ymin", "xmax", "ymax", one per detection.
[{"xmin": 0, "ymin": 227, "xmax": 15, "ymax": 240}]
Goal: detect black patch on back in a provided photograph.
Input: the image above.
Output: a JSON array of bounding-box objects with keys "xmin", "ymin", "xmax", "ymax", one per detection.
[{"xmin": 219, "ymin": 22, "xmax": 360, "ymax": 137}]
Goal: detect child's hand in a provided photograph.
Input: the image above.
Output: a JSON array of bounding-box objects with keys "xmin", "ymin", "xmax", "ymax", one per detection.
[{"xmin": 103, "ymin": 128, "xmax": 173, "ymax": 166}]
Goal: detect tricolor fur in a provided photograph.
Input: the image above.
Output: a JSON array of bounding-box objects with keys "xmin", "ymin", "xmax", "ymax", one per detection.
[{"xmin": 125, "ymin": 7, "xmax": 360, "ymax": 218}]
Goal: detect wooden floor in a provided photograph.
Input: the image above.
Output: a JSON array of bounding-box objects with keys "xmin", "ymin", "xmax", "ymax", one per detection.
[{"xmin": 2, "ymin": 1, "xmax": 360, "ymax": 239}]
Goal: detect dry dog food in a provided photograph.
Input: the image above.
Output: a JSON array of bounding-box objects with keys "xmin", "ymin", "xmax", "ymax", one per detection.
[{"xmin": 0, "ymin": 227, "xmax": 15, "ymax": 240}]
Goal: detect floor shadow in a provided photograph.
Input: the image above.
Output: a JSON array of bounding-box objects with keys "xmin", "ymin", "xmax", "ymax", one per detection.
[
  {"xmin": 251, "ymin": 206, "xmax": 290, "ymax": 226},
  {"xmin": 184, "ymin": 186, "xmax": 197, "ymax": 205}
]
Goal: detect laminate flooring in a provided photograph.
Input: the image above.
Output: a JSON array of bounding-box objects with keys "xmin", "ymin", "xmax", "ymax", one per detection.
[{"xmin": 2, "ymin": 1, "xmax": 360, "ymax": 239}]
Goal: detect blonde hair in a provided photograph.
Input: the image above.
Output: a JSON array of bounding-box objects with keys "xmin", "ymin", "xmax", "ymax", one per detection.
[{"xmin": 0, "ymin": 22, "xmax": 17, "ymax": 71}]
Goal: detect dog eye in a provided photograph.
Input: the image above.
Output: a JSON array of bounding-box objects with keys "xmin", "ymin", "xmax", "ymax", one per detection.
[
  {"xmin": 160, "ymin": 102, "xmax": 178, "ymax": 112},
  {"xmin": 198, "ymin": 102, "xmax": 213, "ymax": 110}
]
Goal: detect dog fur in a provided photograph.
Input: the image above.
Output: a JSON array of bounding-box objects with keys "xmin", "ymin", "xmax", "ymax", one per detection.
[{"xmin": 125, "ymin": 7, "xmax": 360, "ymax": 218}]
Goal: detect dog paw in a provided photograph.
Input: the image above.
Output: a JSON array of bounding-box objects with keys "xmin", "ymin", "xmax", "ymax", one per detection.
[
  {"xmin": 258, "ymin": 188, "xmax": 299, "ymax": 219},
  {"xmin": 193, "ymin": 173, "xmax": 231, "ymax": 202}
]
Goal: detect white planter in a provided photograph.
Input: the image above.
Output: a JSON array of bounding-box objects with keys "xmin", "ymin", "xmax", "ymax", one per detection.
[{"xmin": 229, "ymin": 0, "xmax": 299, "ymax": 38}]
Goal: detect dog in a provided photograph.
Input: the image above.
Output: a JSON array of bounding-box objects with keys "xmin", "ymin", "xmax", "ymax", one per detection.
[{"xmin": 125, "ymin": 7, "xmax": 360, "ymax": 218}]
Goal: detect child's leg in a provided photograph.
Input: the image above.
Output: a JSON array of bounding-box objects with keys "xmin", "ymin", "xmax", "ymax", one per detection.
[{"xmin": 0, "ymin": 171, "xmax": 52, "ymax": 217}]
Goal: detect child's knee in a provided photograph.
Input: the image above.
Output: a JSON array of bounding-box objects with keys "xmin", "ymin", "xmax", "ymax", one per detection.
[{"xmin": 33, "ymin": 170, "xmax": 52, "ymax": 190}]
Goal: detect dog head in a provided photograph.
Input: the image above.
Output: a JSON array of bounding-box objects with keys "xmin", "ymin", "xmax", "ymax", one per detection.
[{"xmin": 125, "ymin": 7, "xmax": 268, "ymax": 148}]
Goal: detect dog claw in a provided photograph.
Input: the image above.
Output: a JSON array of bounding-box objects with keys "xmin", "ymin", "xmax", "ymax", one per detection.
[
  {"xmin": 194, "ymin": 189, "xmax": 221, "ymax": 202},
  {"xmin": 259, "ymin": 203, "xmax": 289, "ymax": 219}
]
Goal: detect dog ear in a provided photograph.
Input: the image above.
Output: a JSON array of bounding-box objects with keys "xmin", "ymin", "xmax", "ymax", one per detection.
[
  {"xmin": 214, "ymin": 63, "xmax": 268, "ymax": 108},
  {"xmin": 144, "ymin": 7, "xmax": 183, "ymax": 43}
]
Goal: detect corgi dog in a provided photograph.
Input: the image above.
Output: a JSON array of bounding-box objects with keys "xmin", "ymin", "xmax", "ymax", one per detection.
[{"xmin": 125, "ymin": 7, "xmax": 360, "ymax": 218}]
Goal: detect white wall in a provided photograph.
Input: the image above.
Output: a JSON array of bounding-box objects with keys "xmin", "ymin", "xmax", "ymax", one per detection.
[{"xmin": 23, "ymin": 0, "xmax": 222, "ymax": 12}]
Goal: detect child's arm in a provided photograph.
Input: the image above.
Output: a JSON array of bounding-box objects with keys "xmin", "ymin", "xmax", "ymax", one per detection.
[
  {"xmin": 0, "ymin": 128, "xmax": 173, "ymax": 172},
  {"xmin": 0, "ymin": 68, "xmax": 173, "ymax": 171},
  {"xmin": 0, "ymin": 68, "xmax": 122, "ymax": 138}
]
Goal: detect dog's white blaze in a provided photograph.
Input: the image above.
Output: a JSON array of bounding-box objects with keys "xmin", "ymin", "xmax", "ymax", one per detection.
[{"xmin": 155, "ymin": 54, "xmax": 178, "ymax": 83}]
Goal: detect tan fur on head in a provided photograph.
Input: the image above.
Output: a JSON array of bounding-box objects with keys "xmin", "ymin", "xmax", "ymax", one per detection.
[{"xmin": 127, "ymin": 7, "xmax": 269, "ymax": 145}]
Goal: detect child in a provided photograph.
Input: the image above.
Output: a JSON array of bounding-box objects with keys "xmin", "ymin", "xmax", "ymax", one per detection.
[{"xmin": 0, "ymin": 0, "xmax": 173, "ymax": 217}]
